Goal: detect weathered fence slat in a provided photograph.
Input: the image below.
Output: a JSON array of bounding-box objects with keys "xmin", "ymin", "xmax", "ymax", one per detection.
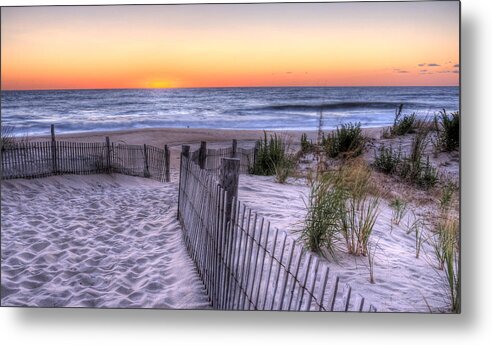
[
  {"xmin": 164, "ymin": 145, "xmax": 170, "ymax": 182},
  {"xmin": 51, "ymin": 124, "xmax": 57, "ymax": 174}
]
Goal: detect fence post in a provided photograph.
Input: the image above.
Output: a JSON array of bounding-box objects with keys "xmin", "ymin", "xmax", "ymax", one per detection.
[
  {"xmin": 105, "ymin": 137, "xmax": 111, "ymax": 174},
  {"xmin": 51, "ymin": 124, "xmax": 57, "ymax": 174},
  {"xmin": 220, "ymin": 158, "xmax": 240, "ymax": 224},
  {"xmin": 164, "ymin": 144, "xmax": 170, "ymax": 182},
  {"xmin": 253, "ymin": 141, "xmax": 259, "ymax": 173},
  {"xmin": 231, "ymin": 139, "xmax": 237, "ymax": 158},
  {"xmin": 177, "ymin": 145, "xmax": 190, "ymax": 220},
  {"xmin": 143, "ymin": 143, "xmax": 150, "ymax": 177},
  {"xmin": 199, "ymin": 141, "xmax": 207, "ymax": 169}
]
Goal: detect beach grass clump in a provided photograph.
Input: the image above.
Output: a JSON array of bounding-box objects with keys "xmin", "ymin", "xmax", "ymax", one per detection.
[
  {"xmin": 302, "ymin": 159, "xmax": 380, "ymax": 258},
  {"xmin": 444, "ymin": 220, "xmax": 460, "ymax": 313},
  {"xmin": 434, "ymin": 110, "xmax": 460, "ymax": 151},
  {"xmin": 439, "ymin": 180, "xmax": 458, "ymax": 212},
  {"xmin": 401, "ymin": 130, "xmax": 439, "ymax": 189},
  {"xmin": 406, "ymin": 216, "xmax": 426, "ymax": 259},
  {"xmin": 431, "ymin": 177, "xmax": 460, "ymax": 312},
  {"xmin": 431, "ymin": 216, "xmax": 460, "ymax": 312},
  {"xmin": 300, "ymin": 133, "xmax": 314, "ymax": 154},
  {"xmin": 251, "ymin": 131, "xmax": 287, "ymax": 176},
  {"xmin": 402, "ymin": 156, "xmax": 439, "ymax": 190},
  {"xmin": 342, "ymin": 195, "xmax": 380, "ymax": 256},
  {"xmin": 274, "ymin": 154, "xmax": 297, "ymax": 184},
  {"xmin": 393, "ymin": 113, "xmax": 417, "ymax": 136},
  {"xmin": 323, "ymin": 122, "xmax": 365, "ymax": 159},
  {"xmin": 373, "ymin": 144, "xmax": 402, "ymax": 174},
  {"xmin": 383, "ymin": 104, "xmax": 417, "ymax": 138},
  {"xmin": 375, "ymin": 130, "xmax": 439, "ymax": 189},
  {"xmin": 334, "ymin": 160, "xmax": 380, "ymax": 256},
  {"xmin": 390, "ymin": 197, "xmax": 407, "ymax": 225},
  {"xmin": 409, "ymin": 126, "xmax": 429, "ymax": 165},
  {"xmin": 420, "ymin": 158, "xmax": 439, "ymax": 188},
  {"xmin": 301, "ymin": 173, "xmax": 345, "ymax": 258},
  {"xmin": 366, "ymin": 239, "xmax": 380, "ymax": 284}
]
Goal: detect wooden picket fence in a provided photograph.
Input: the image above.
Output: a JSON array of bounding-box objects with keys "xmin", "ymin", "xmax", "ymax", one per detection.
[
  {"xmin": 178, "ymin": 145, "xmax": 377, "ymax": 312},
  {"xmin": 190, "ymin": 140, "xmax": 255, "ymax": 177},
  {"xmin": 1, "ymin": 137, "xmax": 170, "ymax": 182}
]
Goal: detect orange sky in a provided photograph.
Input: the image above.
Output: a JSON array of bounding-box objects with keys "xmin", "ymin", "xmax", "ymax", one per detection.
[{"xmin": 1, "ymin": 2, "xmax": 460, "ymax": 90}]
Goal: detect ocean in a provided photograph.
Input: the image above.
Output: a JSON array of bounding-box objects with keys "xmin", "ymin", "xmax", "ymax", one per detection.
[{"xmin": 1, "ymin": 86, "xmax": 459, "ymax": 136}]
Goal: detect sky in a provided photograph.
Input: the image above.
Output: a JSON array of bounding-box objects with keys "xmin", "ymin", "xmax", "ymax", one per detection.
[{"xmin": 1, "ymin": 2, "xmax": 460, "ymax": 90}]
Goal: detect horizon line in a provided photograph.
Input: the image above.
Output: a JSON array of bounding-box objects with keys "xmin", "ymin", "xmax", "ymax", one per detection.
[{"xmin": 2, "ymin": 85, "xmax": 460, "ymax": 92}]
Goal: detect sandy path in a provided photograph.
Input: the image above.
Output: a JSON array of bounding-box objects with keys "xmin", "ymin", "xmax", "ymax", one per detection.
[{"xmin": 1, "ymin": 174, "xmax": 210, "ymax": 309}]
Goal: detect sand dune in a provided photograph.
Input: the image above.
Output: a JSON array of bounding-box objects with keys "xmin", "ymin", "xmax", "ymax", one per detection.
[
  {"xmin": 1, "ymin": 174, "xmax": 210, "ymax": 309},
  {"xmin": 238, "ymin": 174, "xmax": 449, "ymax": 312}
]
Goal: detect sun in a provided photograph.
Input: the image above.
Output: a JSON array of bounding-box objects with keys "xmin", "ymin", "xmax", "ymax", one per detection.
[{"xmin": 148, "ymin": 80, "xmax": 174, "ymax": 89}]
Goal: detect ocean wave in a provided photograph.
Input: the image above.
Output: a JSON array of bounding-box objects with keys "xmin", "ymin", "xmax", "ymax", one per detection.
[{"xmin": 242, "ymin": 101, "xmax": 424, "ymax": 112}]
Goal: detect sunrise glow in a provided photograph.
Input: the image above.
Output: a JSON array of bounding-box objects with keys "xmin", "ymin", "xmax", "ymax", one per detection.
[
  {"xmin": 1, "ymin": 2, "xmax": 459, "ymax": 90},
  {"xmin": 148, "ymin": 80, "xmax": 175, "ymax": 89}
]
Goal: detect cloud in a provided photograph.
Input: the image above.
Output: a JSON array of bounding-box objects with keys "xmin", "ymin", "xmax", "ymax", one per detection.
[
  {"xmin": 420, "ymin": 69, "xmax": 428, "ymax": 72},
  {"xmin": 437, "ymin": 69, "xmax": 460, "ymax": 74},
  {"xmin": 418, "ymin": 62, "xmax": 442, "ymax": 67},
  {"xmin": 393, "ymin": 68, "xmax": 409, "ymax": 74},
  {"xmin": 285, "ymin": 71, "xmax": 292, "ymax": 74},
  {"xmin": 454, "ymin": 64, "xmax": 460, "ymax": 68}
]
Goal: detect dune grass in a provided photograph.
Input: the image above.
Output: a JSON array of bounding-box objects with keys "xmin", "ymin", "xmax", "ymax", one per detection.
[
  {"xmin": 444, "ymin": 223, "xmax": 460, "ymax": 313},
  {"xmin": 373, "ymin": 129, "xmax": 438, "ymax": 190},
  {"xmin": 301, "ymin": 159, "xmax": 380, "ymax": 258},
  {"xmin": 323, "ymin": 122, "xmax": 365, "ymax": 159},
  {"xmin": 251, "ymin": 131, "xmax": 287, "ymax": 176},
  {"xmin": 434, "ymin": 110, "xmax": 460, "ymax": 152},
  {"xmin": 301, "ymin": 173, "xmax": 345, "ymax": 258},
  {"xmin": 390, "ymin": 197, "xmax": 407, "ymax": 225},
  {"xmin": 300, "ymin": 133, "xmax": 314, "ymax": 154},
  {"xmin": 382, "ymin": 104, "xmax": 417, "ymax": 138},
  {"xmin": 439, "ymin": 180, "xmax": 458, "ymax": 212},
  {"xmin": 393, "ymin": 113, "xmax": 416, "ymax": 136},
  {"xmin": 366, "ymin": 239, "xmax": 381, "ymax": 284},
  {"xmin": 342, "ymin": 194, "xmax": 380, "ymax": 256},
  {"xmin": 406, "ymin": 216, "xmax": 426, "ymax": 259},
  {"xmin": 431, "ymin": 216, "xmax": 460, "ymax": 312},
  {"xmin": 274, "ymin": 154, "xmax": 297, "ymax": 184},
  {"xmin": 402, "ymin": 130, "xmax": 439, "ymax": 189},
  {"xmin": 373, "ymin": 144, "xmax": 402, "ymax": 174},
  {"xmin": 330, "ymin": 160, "xmax": 380, "ymax": 256}
]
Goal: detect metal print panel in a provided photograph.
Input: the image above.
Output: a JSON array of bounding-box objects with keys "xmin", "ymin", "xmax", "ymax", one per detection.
[{"xmin": 0, "ymin": 1, "xmax": 460, "ymax": 313}]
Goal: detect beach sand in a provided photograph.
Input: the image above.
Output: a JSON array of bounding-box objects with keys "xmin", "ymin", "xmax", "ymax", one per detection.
[
  {"xmin": 1, "ymin": 174, "xmax": 210, "ymax": 309},
  {"xmin": 1, "ymin": 126, "xmax": 458, "ymax": 311}
]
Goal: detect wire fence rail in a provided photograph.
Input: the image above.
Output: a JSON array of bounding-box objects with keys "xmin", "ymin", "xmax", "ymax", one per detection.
[
  {"xmin": 178, "ymin": 144, "xmax": 377, "ymax": 312},
  {"xmin": 1, "ymin": 125, "xmax": 170, "ymax": 182}
]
